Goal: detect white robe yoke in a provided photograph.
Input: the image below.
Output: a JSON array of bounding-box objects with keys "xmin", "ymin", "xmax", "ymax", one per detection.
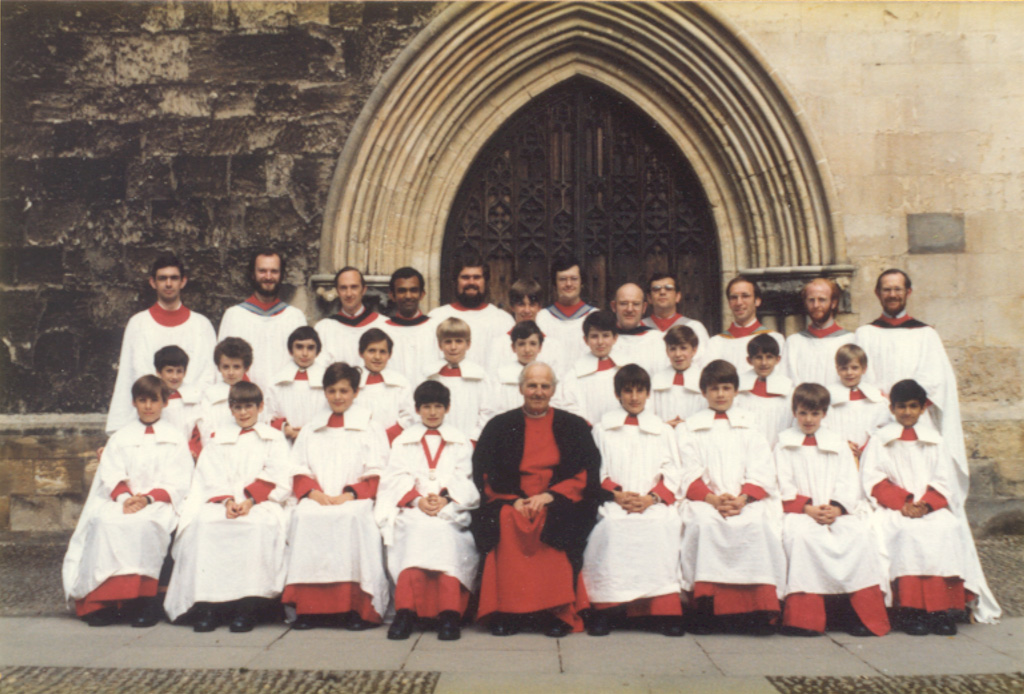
[
  {"xmin": 218, "ymin": 300, "xmax": 307, "ymax": 392},
  {"xmin": 612, "ymin": 327, "xmax": 668, "ymax": 375},
  {"xmin": 196, "ymin": 382, "xmax": 237, "ymax": 445},
  {"xmin": 163, "ymin": 385, "xmax": 201, "ymax": 442},
  {"xmin": 265, "ymin": 362, "xmax": 330, "ymax": 440},
  {"xmin": 559, "ymin": 354, "xmax": 620, "ymax": 426},
  {"xmin": 651, "ymin": 366, "xmax": 706, "ymax": 424},
  {"xmin": 823, "ymin": 383, "xmax": 889, "ymax": 451},
  {"xmin": 423, "ymin": 359, "xmax": 494, "ymax": 441},
  {"xmin": 736, "ymin": 370, "xmax": 795, "ymax": 448},
  {"xmin": 428, "ymin": 302, "xmax": 514, "ymax": 367},
  {"xmin": 381, "ymin": 315, "xmax": 439, "ymax": 383},
  {"xmin": 357, "ymin": 368, "xmax": 416, "ymax": 431},
  {"xmin": 705, "ymin": 326, "xmax": 785, "ymax": 374},
  {"xmin": 535, "ymin": 303, "xmax": 597, "ymax": 378},
  {"xmin": 783, "ymin": 328, "xmax": 852, "ymax": 388},
  {"xmin": 314, "ymin": 311, "xmax": 389, "ymax": 368},
  {"xmin": 493, "ymin": 362, "xmax": 530, "ymax": 414}
]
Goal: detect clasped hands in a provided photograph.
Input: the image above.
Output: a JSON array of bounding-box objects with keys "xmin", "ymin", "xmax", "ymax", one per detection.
[
  {"xmin": 417, "ymin": 493, "xmax": 449, "ymax": 516},
  {"xmin": 513, "ymin": 492, "xmax": 554, "ymax": 520},
  {"xmin": 900, "ymin": 500, "xmax": 931, "ymax": 519},
  {"xmin": 705, "ymin": 492, "xmax": 748, "ymax": 518},
  {"xmin": 613, "ymin": 490, "xmax": 657, "ymax": 514},
  {"xmin": 804, "ymin": 503, "xmax": 841, "ymax": 526},
  {"xmin": 308, "ymin": 490, "xmax": 356, "ymax": 506}
]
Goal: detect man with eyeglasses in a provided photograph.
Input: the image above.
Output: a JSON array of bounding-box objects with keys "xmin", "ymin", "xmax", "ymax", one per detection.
[{"xmin": 642, "ymin": 273, "xmax": 710, "ymax": 370}]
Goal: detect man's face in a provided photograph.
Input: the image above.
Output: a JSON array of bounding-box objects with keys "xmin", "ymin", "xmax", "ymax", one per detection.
[
  {"xmin": 612, "ymin": 285, "xmax": 646, "ymax": 329},
  {"xmin": 418, "ymin": 402, "xmax": 448, "ymax": 429},
  {"xmin": 667, "ymin": 343, "xmax": 696, "ymax": 372},
  {"xmin": 336, "ymin": 270, "xmax": 366, "ymax": 315},
  {"xmin": 440, "ymin": 336, "xmax": 469, "ymax": 364},
  {"xmin": 230, "ymin": 401, "xmax": 263, "ymax": 429},
  {"xmin": 133, "ymin": 395, "xmax": 165, "ymax": 425},
  {"xmin": 795, "ymin": 406, "xmax": 826, "ymax": 436},
  {"xmin": 389, "ymin": 277, "xmax": 424, "ymax": 318},
  {"xmin": 512, "ymin": 298, "xmax": 540, "ymax": 323},
  {"xmin": 648, "ymin": 279, "xmax": 681, "ymax": 314},
  {"xmin": 520, "ymin": 365, "xmax": 555, "ymax": 415},
  {"xmin": 252, "ymin": 254, "xmax": 282, "ymax": 299},
  {"xmin": 290, "ymin": 339, "xmax": 319, "ymax": 369},
  {"xmin": 727, "ymin": 280, "xmax": 760, "ymax": 325},
  {"xmin": 891, "ymin": 399, "xmax": 925, "ymax": 428},
  {"xmin": 513, "ymin": 334, "xmax": 542, "ymax": 365},
  {"xmin": 618, "ymin": 385, "xmax": 649, "ymax": 416},
  {"xmin": 456, "ymin": 266, "xmax": 486, "ymax": 306},
  {"xmin": 585, "ymin": 329, "xmax": 617, "ymax": 359},
  {"xmin": 554, "ymin": 266, "xmax": 582, "ymax": 305},
  {"xmin": 157, "ymin": 365, "xmax": 186, "ymax": 391},
  {"xmin": 837, "ymin": 360, "xmax": 865, "ymax": 388},
  {"xmin": 747, "ymin": 351, "xmax": 780, "ymax": 379},
  {"xmin": 804, "ymin": 281, "xmax": 835, "ymax": 326},
  {"xmin": 218, "ymin": 356, "xmax": 247, "ymax": 386},
  {"xmin": 326, "ymin": 380, "xmax": 357, "ymax": 414},
  {"xmin": 361, "ymin": 340, "xmax": 391, "ymax": 374},
  {"xmin": 875, "ymin": 274, "xmax": 911, "ymax": 316},
  {"xmin": 703, "ymin": 382, "xmax": 737, "ymax": 413},
  {"xmin": 149, "ymin": 267, "xmax": 187, "ymax": 305}
]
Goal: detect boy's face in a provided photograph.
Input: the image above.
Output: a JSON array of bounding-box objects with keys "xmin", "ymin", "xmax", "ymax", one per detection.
[
  {"xmin": 512, "ymin": 298, "xmax": 540, "ymax": 323},
  {"xmin": 158, "ymin": 365, "xmax": 186, "ymax": 391},
  {"xmin": 747, "ymin": 351, "xmax": 779, "ymax": 379},
  {"xmin": 891, "ymin": 399, "xmax": 925, "ymax": 428},
  {"xmin": 291, "ymin": 339, "xmax": 319, "ymax": 369},
  {"xmin": 667, "ymin": 343, "xmax": 696, "ymax": 372},
  {"xmin": 585, "ymin": 329, "xmax": 617, "ymax": 359},
  {"xmin": 133, "ymin": 395, "xmax": 165, "ymax": 425},
  {"xmin": 218, "ymin": 356, "xmax": 247, "ymax": 385},
  {"xmin": 361, "ymin": 340, "xmax": 391, "ymax": 374},
  {"xmin": 703, "ymin": 382, "xmax": 737, "ymax": 413},
  {"xmin": 230, "ymin": 401, "xmax": 263, "ymax": 429},
  {"xmin": 618, "ymin": 385, "xmax": 649, "ymax": 416},
  {"xmin": 440, "ymin": 336, "xmax": 469, "ymax": 364},
  {"xmin": 513, "ymin": 335, "xmax": 542, "ymax": 365},
  {"xmin": 795, "ymin": 406, "xmax": 826, "ymax": 435},
  {"xmin": 418, "ymin": 402, "xmax": 449, "ymax": 429},
  {"xmin": 325, "ymin": 380, "xmax": 357, "ymax": 414},
  {"xmin": 837, "ymin": 360, "xmax": 865, "ymax": 388}
]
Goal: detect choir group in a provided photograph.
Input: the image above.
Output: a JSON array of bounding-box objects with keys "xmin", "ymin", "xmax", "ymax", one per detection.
[{"xmin": 62, "ymin": 250, "xmax": 1000, "ymax": 643}]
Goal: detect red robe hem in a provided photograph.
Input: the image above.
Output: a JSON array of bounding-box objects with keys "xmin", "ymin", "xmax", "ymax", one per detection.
[
  {"xmin": 281, "ymin": 582, "xmax": 381, "ymax": 622},
  {"xmin": 693, "ymin": 582, "xmax": 780, "ymax": 616},
  {"xmin": 394, "ymin": 568, "xmax": 470, "ymax": 617},
  {"xmin": 894, "ymin": 576, "xmax": 966, "ymax": 612},
  {"xmin": 590, "ymin": 593, "xmax": 683, "ymax": 617},
  {"xmin": 75, "ymin": 574, "xmax": 158, "ymax": 616}
]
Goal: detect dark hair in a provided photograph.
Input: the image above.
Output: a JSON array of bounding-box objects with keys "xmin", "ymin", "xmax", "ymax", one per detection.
[
  {"xmin": 288, "ymin": 326, "xmax": 322, "ymax": 354},
  {"xmin": 414, "ymin": 380, "xmax": 451, "ymax": 409},
  {"xmin": 646, "ymin": 272, "xmax": 678, "ymax": 294},
  {"xmin": 747, "ymin": 333, "xmax": 780, "ymax": 358},
  {"xmin": 323, "ymin": 362, "xmax": 361, "ymax": 391},
  {"xmin": 511, "ymin": 320, "xmax": 543, "ymax": 344},
  {"xmin": 150, "ymin": 252, "xmax": 186, "ymax": 279},
  {"xmin": 359, "ymin": 327, "xmax": 394, "ymax": 354},
  {"xmin": 508, "ymin": 278, "xmax": 543, "ymax": 306},
  {"xmin": 249, "ymin": 249, "xmax": 285, "ymax": 278},
  {"xmin": 791, "ymin": 383, "xmax": 830, "ymax": 413},
  {"xmin": 229, "ymin": 381, "xmax": 264, "ymax": 407},
  {"xmin": 726, "ymin": 275, "xmax": 761, "ymax": 301},
  {"xmin": 154, "ymin": 345, "xmax": 189, "ymax": 371},
  {"xmin": 582, "ymin": 310, "xmax": 618, "ymax": 337},
  {"xmin": 699, "ymin": 359, "xmax": 739, "ymax": 392},
  {"xmin": 835, "ymin": 343, "xmax": 867, "ymax": 368},
  {"xmin": 890, "ymin": 379, "xmax": 927, "ymax": 407},
  {"xmin": 614, "ymin": 363, "xmax": 651, "ymax": 397},
  {"xmin": 450, "ymin": 252, "xmax": 489, "ymax": 283},
  {"xmin": 389, "ymin": 266, "xmax": 425, "ymax": 294},
  {"xmin": 664, "ymin": 324, "xmax": 698, "ymax": 349},
  {"xmin": 334, "ymin": 266, "xmax": 365, "ymax": 288},
  {"xmin": 550, "ymin": 255, "xmax": 581, "ymax": 285},
  {"xmin": 214, "ymin": 337, "xmax": 254, "ymax": 369},
  {"xmin": 875, "ymin": 269, "xmax": 912, "ymax": 292},
  {"xmin": 131, "ymin": 375, "xmax": 168, "ymax": 403}
]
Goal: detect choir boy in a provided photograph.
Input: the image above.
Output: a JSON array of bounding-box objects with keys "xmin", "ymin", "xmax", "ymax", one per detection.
[
  {"xmin": 282, "ymin": 363, "xmax": 390, "ymax": 630},
  {"xmin": 736, "ymin": 334, "xmax": 794, "ymax": 447},
  {"xmin": 651, "ymin": 325, "xmax": 705, "ymax": 427},
  {"xmin": 824, "ymin": 344, "xmax": 889, "ymax": 462},
  {"xmin": 154, "ymin": 345, "xmax": 201, "ymax": 454},
  {"xmin": 197, "ymin": 337, "xmax": 254, "ymax": 445},
  {"xmin": 376, "ymin": 381, "xmax": 481, "ymax": 641},
  {"xmin": 493, "ymin": 321, "xmax": 544, "ymax": 413},
  {"xmin": 559, "ymin": 311, "xmax": 621, "ymax": 425},
  {"xmin": 355, "ymin": 328, "xmax": 415, "ymax": 440},
  {"xmin": 63, "ymin": 376, "xmax": 193, "ymax": 627},
  {"xmin": 164, "ymin": 382, "xmax": 291, "ymax": 632},
  {"xmin": 861, "ymin": 379, "xmax": 1001, "ymax": 633},
  {"xmin": 775, "ymin": 383, "xmax": 890, "ymax": 638},
  {"xmin": 485, "ymin": 278, "xmax": 545, "ymax": 372},
  {"xmin": 676, "ymin": 360, "xmax": 786, "ymax": 635},
  {"xmin": 424, "ymin": 318, "xmax": 494, "ymax": 443},
  {"xmin": 582, "ymin": 364, "xmax": 685, "ymax": 637},
  {"xmin": 266, "ymin": 326, "xmax": 329, "ymax": 444}
]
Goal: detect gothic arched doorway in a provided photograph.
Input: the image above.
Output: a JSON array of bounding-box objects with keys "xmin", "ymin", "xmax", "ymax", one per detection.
[{"xmin": 442, "ymin": 78, "xmax": 721, "ymax": 331}]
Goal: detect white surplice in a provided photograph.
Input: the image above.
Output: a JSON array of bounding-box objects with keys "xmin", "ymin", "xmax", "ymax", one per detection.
[
  {"xmin": 357, "ymin": 368, "xmax": 416, "ymax": 431},
  {"xmin": 264, "ymin": 362, "xmax": 330, "ymax": 441},
  {"xmin": 217, "ymin": 301, "xmax": 307, "ymax": 392},
  {"xmin": 705, "ymin": 327, "xmax": 785, "ymax": 375},
  {"xmin": 427, "ymin": 303, "xmax": 514, "ymax": 367},
  {"xmin": 650, "ymin": 366, "xmax": 706, "ymax": 424},
  {"xmin": 423, "ymin": 359, "xmax": 495, "ymax": 441},
  {"xmin": 559, "ymin": 354, "xmax": 620, "ymax": 425},
  {"xmin": 823, "ymin": 383, "xmax": 889, "ymax": 451},
  {"xmin": 783, "ymin": 328, "xmax": 853, "ymax": 388},
  {"xmin": 313, "ymin": 310, "xmax": 389, "ymax": 368},
  {"xmin": 381, "ymin": 315, "xmax": 439, "ymax": 383},
  {"xmin": 735, "ymin": 369, "xmax": 795, "ymax": 448}
]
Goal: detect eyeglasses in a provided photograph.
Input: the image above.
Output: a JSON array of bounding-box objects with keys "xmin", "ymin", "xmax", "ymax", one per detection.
[{"xmin": 650, "ymin": 284, "xmax": 676, "ymax": 293}]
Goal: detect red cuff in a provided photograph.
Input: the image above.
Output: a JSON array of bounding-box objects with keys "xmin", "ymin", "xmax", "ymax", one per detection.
[
  {"xmin": 783, "ymin": 495, "xmax": 812, "ymax": 514},
  {"xmin": 188, "ymin": 425, "xmax": 203, "ymax": 458},
  {"xmin": 687, "ymin": 478, "xmax": 713, "ymax": 502},
  {"xmin": 110, "ymin": 481, "xmax": 132, "ymax": 500},
  {"xmin": 648, "ymin": 479, "xmax": 676, "ymax": 505},
  {"xmin": 208, "ymin": 495, "xmax": 232, "ymax": 503},
  {"xmin": 920, "ymin": 487, "xmax": 948, "ymax": 512},
  {"xmin": 740, "ymin": 483, "xmax": 767, "ymax": 501},
  {"xmin": 872, "ymin": 479, "xmax": 912, "ymax": 511},
  {"xmin": 601, "ymin": 478, "xmax": 622, "ymax": 493},
  {"xmin": 293, "ymin": 474, "xmax": 322, "ymax": 499},
  {"xmin": 270, "ymin": 417, "xmax": 287, "ymax": 431},
  {"xmin": 397, "ymin": 488, "xmax": 421, "ymax": 508},
  {"xmin": 245, "ymin": 479, "xmax": 276, "ymax": 504},
  {"xmin": 348, "ymin": 476, "xmax": 380, "ymax": 500},
  {"xmin": 386, "ymin": 423, "xmax": 404, "ymax": 446}
]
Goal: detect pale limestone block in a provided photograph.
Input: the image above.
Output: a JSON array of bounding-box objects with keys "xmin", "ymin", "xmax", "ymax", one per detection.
[
  {"xmin": 905, "ymin": 255, "xmax": 961, "ymax": 298},
  {"xmin": 978, "ymin": 132, "xmax": 1024, "ymax": 176},
  {"xmin": 878, "ymin": 4, "xmax": 962, "ymax": 33},
  {"xmin": 775, "ymin": 62, "xmax": 864, "ymax": 99},
  {"xmin": 963, "ymin": 420, "xmax": 1024, "ymax": 490},
  {"xmin": 837, "ymin": 174, "xmax": 910, "ymax": 214},
  {"xmin": 951, "ymin": 174, "xmax": 1012, "ymax": 213},
  {"xmin": 296, "ymin": 3, "xmax": 330, "ymax": 26},
  {"xmin": 10, "ymin": 497, "xmax": 62, "ymax": 532},
  {"xmin": 911, "ymin": 32, "xmax": 970, "ymax": 64},
  {"xmin": 34, "ymin": 460, "xmax": 77, "ymax": 496},
  {"xmin": 904, "ymin": 96, "xmax": 999, "ymax": 133},
  {"xmin": 842, "ymin": 213, "xmax": 906, "ymax": 258},
  {"xmin": 952, "ymin": 347, "xmax": 1024, "ymax": 404},
  {"xmin": 142, "ymin": 2, "xmax": 185, "ymax": 33},
  {"xmin": 874, "ymin": 133, "xmax": 986, "ymax": 176},
  {"xmin": 818, "ymin": 134, "xmax": 876, "ymax": 178},
  {"xmin": 61, "ymin": 497, "xmax": 85, "ymax": 530},
  {"xmin": 230, "ymin": 2, "xmax": 297, "ymax": 31},
  {"xmin": 966, "ymin": 212, "xmax": 1024, "ymax": 254},
  {"xmin": 824, "ymin": 31, "xmax": 912, "ymax": 65},
  {"xmin": 114, "ymin": 35, "xmax": 189, "ymax": 86},
  {"xmin": 962, "ymin": 253, "xmax": 1024, "ymax": 299},
  {"xmin": 913, "ymin": 298, "xmax": 983, "ymax": 349},
  {"xmin": 797, "ymin": 3, "xmax": 897, "ymax": 33},
  {"xmin": 982, "ymin": 299, "xmax": 1024, "ymax": 349},
  {"xmin": 715, "ymin": 4, "xmax": 809, "ymax": 33},
  {"xmin": 158, "ymin": 88, "xmax": 211, "ymax": 117}
]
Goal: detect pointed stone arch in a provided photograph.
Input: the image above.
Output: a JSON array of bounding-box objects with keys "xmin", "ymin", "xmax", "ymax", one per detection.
[{"xmin": 319, "ymin": 2, "xmax": 842, "ymax": 309}]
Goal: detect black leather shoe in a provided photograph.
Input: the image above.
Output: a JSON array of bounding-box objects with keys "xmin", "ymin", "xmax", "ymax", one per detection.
[
  {"xmin": 388, "ymin": 609, "xmax": 415, "ymax": 640},
  {"xmin": 291, "ymin": 614, "xmax": 317, "ymax": 630},
  {"xmin": 229, "ymin": 610, "xmax": 256, "ymax": 633},
  {"xmin": 545, "ymin": 619, "xmax": 572, "ymax": 638},
  {"xmin": 586, "ymin": 610, "xmax": 611, "ymax": 637},
  {"xmin": 744, "ymin": 612, "xmax": 778, "ymax": 636},
  {"xmin": 193, "ymin": 608, "xmax": 217, "ymax": 633},
  {"xmin": 489, "ymin": 614, "xmax": 519, "ymax": 636},
  {"xmin": 437, "ymin": 610, "xmax": 461, "ymax": 641},
  {"xmin": 930, "ymin": 612, "xmax": 957, "ymax": 636},
  {"xmin": 345, "ymin": 611, "xmax": 378, "ymax": 631},
  {"xmin": 902, "ymin": 610, "xmax": 929, "ymax": 636},
  {"xmin": 780, "ymin": 625, "xmax": 821, "ymax": 637},
  {"xmin": 131, "ymin": 598, "xmax": 163, "ymax": 628},
  {"xmin": 847, "ymin": 621, "xmax": 873, "ymax": 637},
  {"xmin": 84, "ymin": 607, "xmax": 118, "ymax": 627},
  {"xmin": 661, "ymin": 618, "xmax": 685, "ymax": 637}
]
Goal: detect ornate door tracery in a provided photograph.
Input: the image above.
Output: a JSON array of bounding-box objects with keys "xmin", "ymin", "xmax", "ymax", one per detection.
[{"xmin": 443, "ymin": 77, "xmax": 721, "ymax": 331}]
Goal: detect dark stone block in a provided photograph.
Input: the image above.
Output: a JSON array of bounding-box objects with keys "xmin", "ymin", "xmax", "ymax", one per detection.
[
  {"xmin": 38, "ymin": 288, "xmax": 91, "ymax": 333},
  {"xmin": 173, "ymin": 156, "xmax": 228, "ymax": 197},
  {"xmin": 191, "ymin": 32, "xmax": 337, "ymax": 83},
  {"xmin": 33, "ymin": 329, "xmax": 79, "ymax": 378},
  {"xmin": 126, "ymin": 157, "xmax": 174, "ymax": 199},
  {"xmin": 1, "ymin": 123, "xmax": 56, "ymax": 159},
  {"xmin": 0, "ymin": 199, "xmax": 27, "ymax": 246},
  {"xmin": 1, "ymin": 27, "xmax": 88, "ymax": 85},
  {"xmin": 151, "ymin": 197, "xmax": 213, "ymax": 243},
  {"xmin": 256, "ymin": 83, "xmax": 354, "ymax": 117},
  {"xmin": 231, "ymin": 154, "xmax": 267, "ymax": 196},
  {"xmin": 1, "ymin": 159, "xmax": 37, "ymax": 200},
  {"xmin": 907, "ymin": 213, "xmax": 965, "ymax": 254},
  {"xmin": 289, "ymin": 155, "xmax": 336, "ymax": 221},
  {"xmin": 396, "ymin": 2, "xmax": 438, "ymax": 26},
  {"xmin": 143, "ymin": 117, "xmax": 284, "ymax": 156},
  {"xmin": 14, "ymin": 247, "xmax": 64, "ymax": 286},
  {"xmin": 22, "ymin": 200, "xmax": 88, "ymax": 246},
  {"xmin": 34, "ymin": 158, "xmax": 127, "ymax": 201},
  {"xmin": 242, "ymin": 198, "xmax": 309, "ymax": 247},
  {"xmin": 272, "ymin": 118, "xmax": 348, "ymax": 154},
  {"xmin": 329, "ymin": 3, "xmax": 365, "ymax": 26},
  {"xmin": 363, "ymin": 3, "xmax": 399, "ymax": 24},
  {"xmin": 0, "ymin": 289, "xmax": 42, "ymax": 341},
  {"xmin": 54, "ymin": 122, "xmax": 141, "ymax": 159}
]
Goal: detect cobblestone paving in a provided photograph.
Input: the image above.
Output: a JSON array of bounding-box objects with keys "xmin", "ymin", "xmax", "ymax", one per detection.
[{"xmin": 768, "ymin": 673, "xmax": 1024, "ymax": 694}]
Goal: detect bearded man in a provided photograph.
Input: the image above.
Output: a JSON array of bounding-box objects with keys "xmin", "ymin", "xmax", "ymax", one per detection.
[
  {"xmin": 782, "ymin": 278, "xmax": 851, "ymax": 387},
  {"xmin": 428, "ymin": 254, "xmax": 513, "ymax": 365}
]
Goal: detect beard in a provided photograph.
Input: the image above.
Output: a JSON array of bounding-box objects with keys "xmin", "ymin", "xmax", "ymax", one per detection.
[
  {"xmin": 253, "ymin": 278, "xmax": 281, "ymax": 299},
  {"xmin": 456, "ymin": 288, "xmax": 486, "ymax": 309}
]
